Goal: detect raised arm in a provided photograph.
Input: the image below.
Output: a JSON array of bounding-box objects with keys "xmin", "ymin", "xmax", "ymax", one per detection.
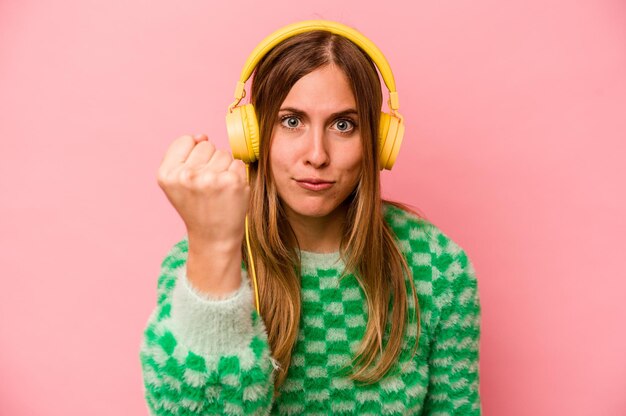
[{"xmin": 139, "ymin": 134, "xmax": 275, "ymax": 414}]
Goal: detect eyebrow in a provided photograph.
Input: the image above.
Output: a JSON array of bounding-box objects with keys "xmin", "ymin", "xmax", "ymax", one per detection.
[{"xmin": 278, "ymin": 107, "xmax": 359, "ymax": 119}]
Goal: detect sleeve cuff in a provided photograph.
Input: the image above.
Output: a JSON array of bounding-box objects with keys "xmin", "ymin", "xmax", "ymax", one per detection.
[{"xmin": 169, "ymin": 267, "xmax": 255, "ymax": 356}]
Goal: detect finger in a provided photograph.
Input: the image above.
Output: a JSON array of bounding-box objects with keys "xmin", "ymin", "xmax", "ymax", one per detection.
[
  {"xmin": 227, "ymin": 158, "xmax": 248, "ymax": 184},
  {"xmin": 203, "ymin": 149, "xmax": 232, "ymax": 173},
  {"xmin": 193, "ymin": 133, "xmax": 208, "ymax": 143},
  {"xmin": 159, "ymin": 135, "xmax": 196, "ymax": 175},
  {"xmin": 186, "ymin": 140, "xmax": 216, "ymax": 168}
]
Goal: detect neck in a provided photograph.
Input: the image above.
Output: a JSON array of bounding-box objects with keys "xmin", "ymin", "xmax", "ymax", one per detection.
[{"xmin": 285, "ymin": 204, "xmax": 348, "ymax": 253}]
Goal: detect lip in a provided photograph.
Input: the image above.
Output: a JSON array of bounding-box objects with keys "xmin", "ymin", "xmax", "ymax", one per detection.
[{"xmin": 294, "ymin": 178, "xmax": 334, "ymax": 191}]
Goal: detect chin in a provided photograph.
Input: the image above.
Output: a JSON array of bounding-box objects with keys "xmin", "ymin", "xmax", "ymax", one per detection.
[
  {"xmin": 291, "ymin": 204, "xmax": 335, "ymax": 219},
  {"xmin": 283, "ymin": 196, "xmax": 350, "ymax": 220}
]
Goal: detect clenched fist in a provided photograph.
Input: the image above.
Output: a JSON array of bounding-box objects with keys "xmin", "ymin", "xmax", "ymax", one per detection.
[{"xmin": 157, "ymin": 134, "xmax": 249, "ymax": 295}]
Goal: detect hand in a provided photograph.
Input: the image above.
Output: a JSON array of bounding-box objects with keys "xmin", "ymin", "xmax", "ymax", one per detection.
[{"xmin": 157, "ymin": 134, "xmax": 249, "ymax": 251}]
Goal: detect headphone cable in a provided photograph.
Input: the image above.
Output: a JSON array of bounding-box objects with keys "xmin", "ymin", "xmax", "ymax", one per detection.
[{"xmin": 245, "ymin": 164, "xmax": 261, "ymax": 314}]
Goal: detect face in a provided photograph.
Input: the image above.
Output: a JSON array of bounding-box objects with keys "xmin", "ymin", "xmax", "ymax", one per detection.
[{"xmin": 269, "ymin": 64, "xmax": 363, "ymax": 221}]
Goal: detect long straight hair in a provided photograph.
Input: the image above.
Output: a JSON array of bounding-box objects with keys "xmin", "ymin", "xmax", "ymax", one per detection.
[{"xmin": 244, "ymin": 30, "xmax": 421, "ymax": 390}]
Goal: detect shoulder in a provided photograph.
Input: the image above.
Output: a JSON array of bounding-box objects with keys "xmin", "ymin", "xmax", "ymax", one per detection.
[
  {"xmin": 383, "ymin": 202, "xmax": 480, "ymax": 325},
  {"xmin": 383, "ymin": 202, "xmax": 474, "ymax": 271}
]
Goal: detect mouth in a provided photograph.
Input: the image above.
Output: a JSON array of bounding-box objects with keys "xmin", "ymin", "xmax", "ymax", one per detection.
[{"xmin": 294, "ymin": 178, "xmax": 335, "ymax": 191}]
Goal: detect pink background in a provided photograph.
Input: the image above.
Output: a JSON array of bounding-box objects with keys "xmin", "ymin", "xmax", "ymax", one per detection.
[{"xmin": 1, "ymin": 0, "xmax": 625, "ymax": 414}]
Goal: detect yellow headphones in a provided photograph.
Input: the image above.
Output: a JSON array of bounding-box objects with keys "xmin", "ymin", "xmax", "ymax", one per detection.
[{"xmin": 225, "ymin": 19, "xmax": 405, "ymax": 171}]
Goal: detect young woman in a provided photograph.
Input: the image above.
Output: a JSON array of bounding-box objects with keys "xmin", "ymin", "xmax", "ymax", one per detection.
[{"xmin": 140, "ymin": 20, "xmax": 481, "ymax": 415}]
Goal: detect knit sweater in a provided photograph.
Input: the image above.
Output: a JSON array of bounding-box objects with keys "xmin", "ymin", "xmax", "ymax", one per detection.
[{"xmin": 140, "ymin": 204, "xmax": 482, "ymax": 415}]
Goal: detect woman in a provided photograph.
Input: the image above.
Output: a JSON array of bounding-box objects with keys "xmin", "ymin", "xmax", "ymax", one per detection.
[{"xmin": 140, "ymin": 20, "xmax": 481, "ymax": 415}]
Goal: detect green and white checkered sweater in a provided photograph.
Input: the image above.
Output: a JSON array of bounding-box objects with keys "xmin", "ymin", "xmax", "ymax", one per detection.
[{"xmin": 140, "ymin": 204, "xmax": 481, "ymax": 415}]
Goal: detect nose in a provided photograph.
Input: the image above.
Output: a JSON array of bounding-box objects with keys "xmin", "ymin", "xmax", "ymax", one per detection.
[{"xmin": 303, "ymin": 125, "xmax": 330, "ymax": 168}]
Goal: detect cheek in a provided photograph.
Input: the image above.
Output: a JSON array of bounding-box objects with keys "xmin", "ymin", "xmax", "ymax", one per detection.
[
  {"xmin": 269, "ymin": 137, "xmax": 292, "ymax": 184},
  {"xmin": 340, "ymin": 144, "xmax": 364, "ymax": 177}
]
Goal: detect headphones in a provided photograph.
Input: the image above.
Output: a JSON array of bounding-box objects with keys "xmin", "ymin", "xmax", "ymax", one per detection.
[{"xmin": 225, "ymin": 20, "xmax": 405, "ymax": 170}]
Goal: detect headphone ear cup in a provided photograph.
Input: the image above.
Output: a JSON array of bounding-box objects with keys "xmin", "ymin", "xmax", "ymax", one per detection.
[
  {"xmin": 378, "ymin": 112, "xmax": 405, "ymax": 170},
  {"xmin": 226, "ymin": 104, "xmax": 260, "ymax": 163}
]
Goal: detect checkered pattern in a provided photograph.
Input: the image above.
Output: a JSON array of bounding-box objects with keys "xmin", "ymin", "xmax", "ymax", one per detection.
[{"xmin": 139, "ymin": 204, "xmax": 481, "ymax": 415}]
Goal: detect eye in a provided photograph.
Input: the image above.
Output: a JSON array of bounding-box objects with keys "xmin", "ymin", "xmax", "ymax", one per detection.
[
  {"xmin": 332, "ymin": 119, "xmax": 356, "ymax": 133},
  {"xmin": 280, "ymin": 116, "xmax": 301, "ymax": 130}
]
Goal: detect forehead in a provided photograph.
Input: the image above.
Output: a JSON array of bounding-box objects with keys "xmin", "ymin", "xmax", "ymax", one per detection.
[{"xmin": 280, "ymin": 64, "xmax": 356, "ymax": 113}]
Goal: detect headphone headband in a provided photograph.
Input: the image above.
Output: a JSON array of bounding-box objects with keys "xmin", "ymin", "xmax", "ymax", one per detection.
[
  {"xmin": 231, "ymin": 20, "xmax": 400, "ymax": 111},
  {"xmin": 226, "ymin": 19, "xmax": 405, "ymax": 171}
]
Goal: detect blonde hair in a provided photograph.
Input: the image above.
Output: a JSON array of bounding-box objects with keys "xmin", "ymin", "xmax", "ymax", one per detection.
[{"xmin": 243, "ymin": 30, "xmax": 421, "ymax": 390}]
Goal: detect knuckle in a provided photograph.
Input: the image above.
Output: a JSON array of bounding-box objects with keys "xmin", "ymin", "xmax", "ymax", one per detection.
[
  {"xmin": 157, "ymin": 169, "xmax": 174, "ymax": 188},
  {"xmin": 220, "ymin": 171, "xmax": 238, "ymax": 186},
  {"xmin": 156, "ymin": 175, "xmax": 167, "ymax": 188},
  {"xmin": 156, "ymin": 169, "xmax": 166, "ymax": 185},
  {"xmin": 219, "ymin": 171, "xmax": 248, "ymax": 190},
  {"xmin": 197, "ymin": 171, "xmax": 217, "ymax": 188},
  {"xmin": 178, "ymin": 167, "xmax": 196, "ymax": 186},
  {"xmin": 157, "ymin": 163, "xmax": 170, "ymax": 177}
]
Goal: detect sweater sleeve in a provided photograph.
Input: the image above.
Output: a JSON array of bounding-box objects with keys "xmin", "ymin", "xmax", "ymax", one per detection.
[
  {"xmin": 139, "ymin": 239, "xmax": 275, "ymax": 415},
  {"xmin": 423, "ymin": 232, "xmax": 482, "ymax": 415}
]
